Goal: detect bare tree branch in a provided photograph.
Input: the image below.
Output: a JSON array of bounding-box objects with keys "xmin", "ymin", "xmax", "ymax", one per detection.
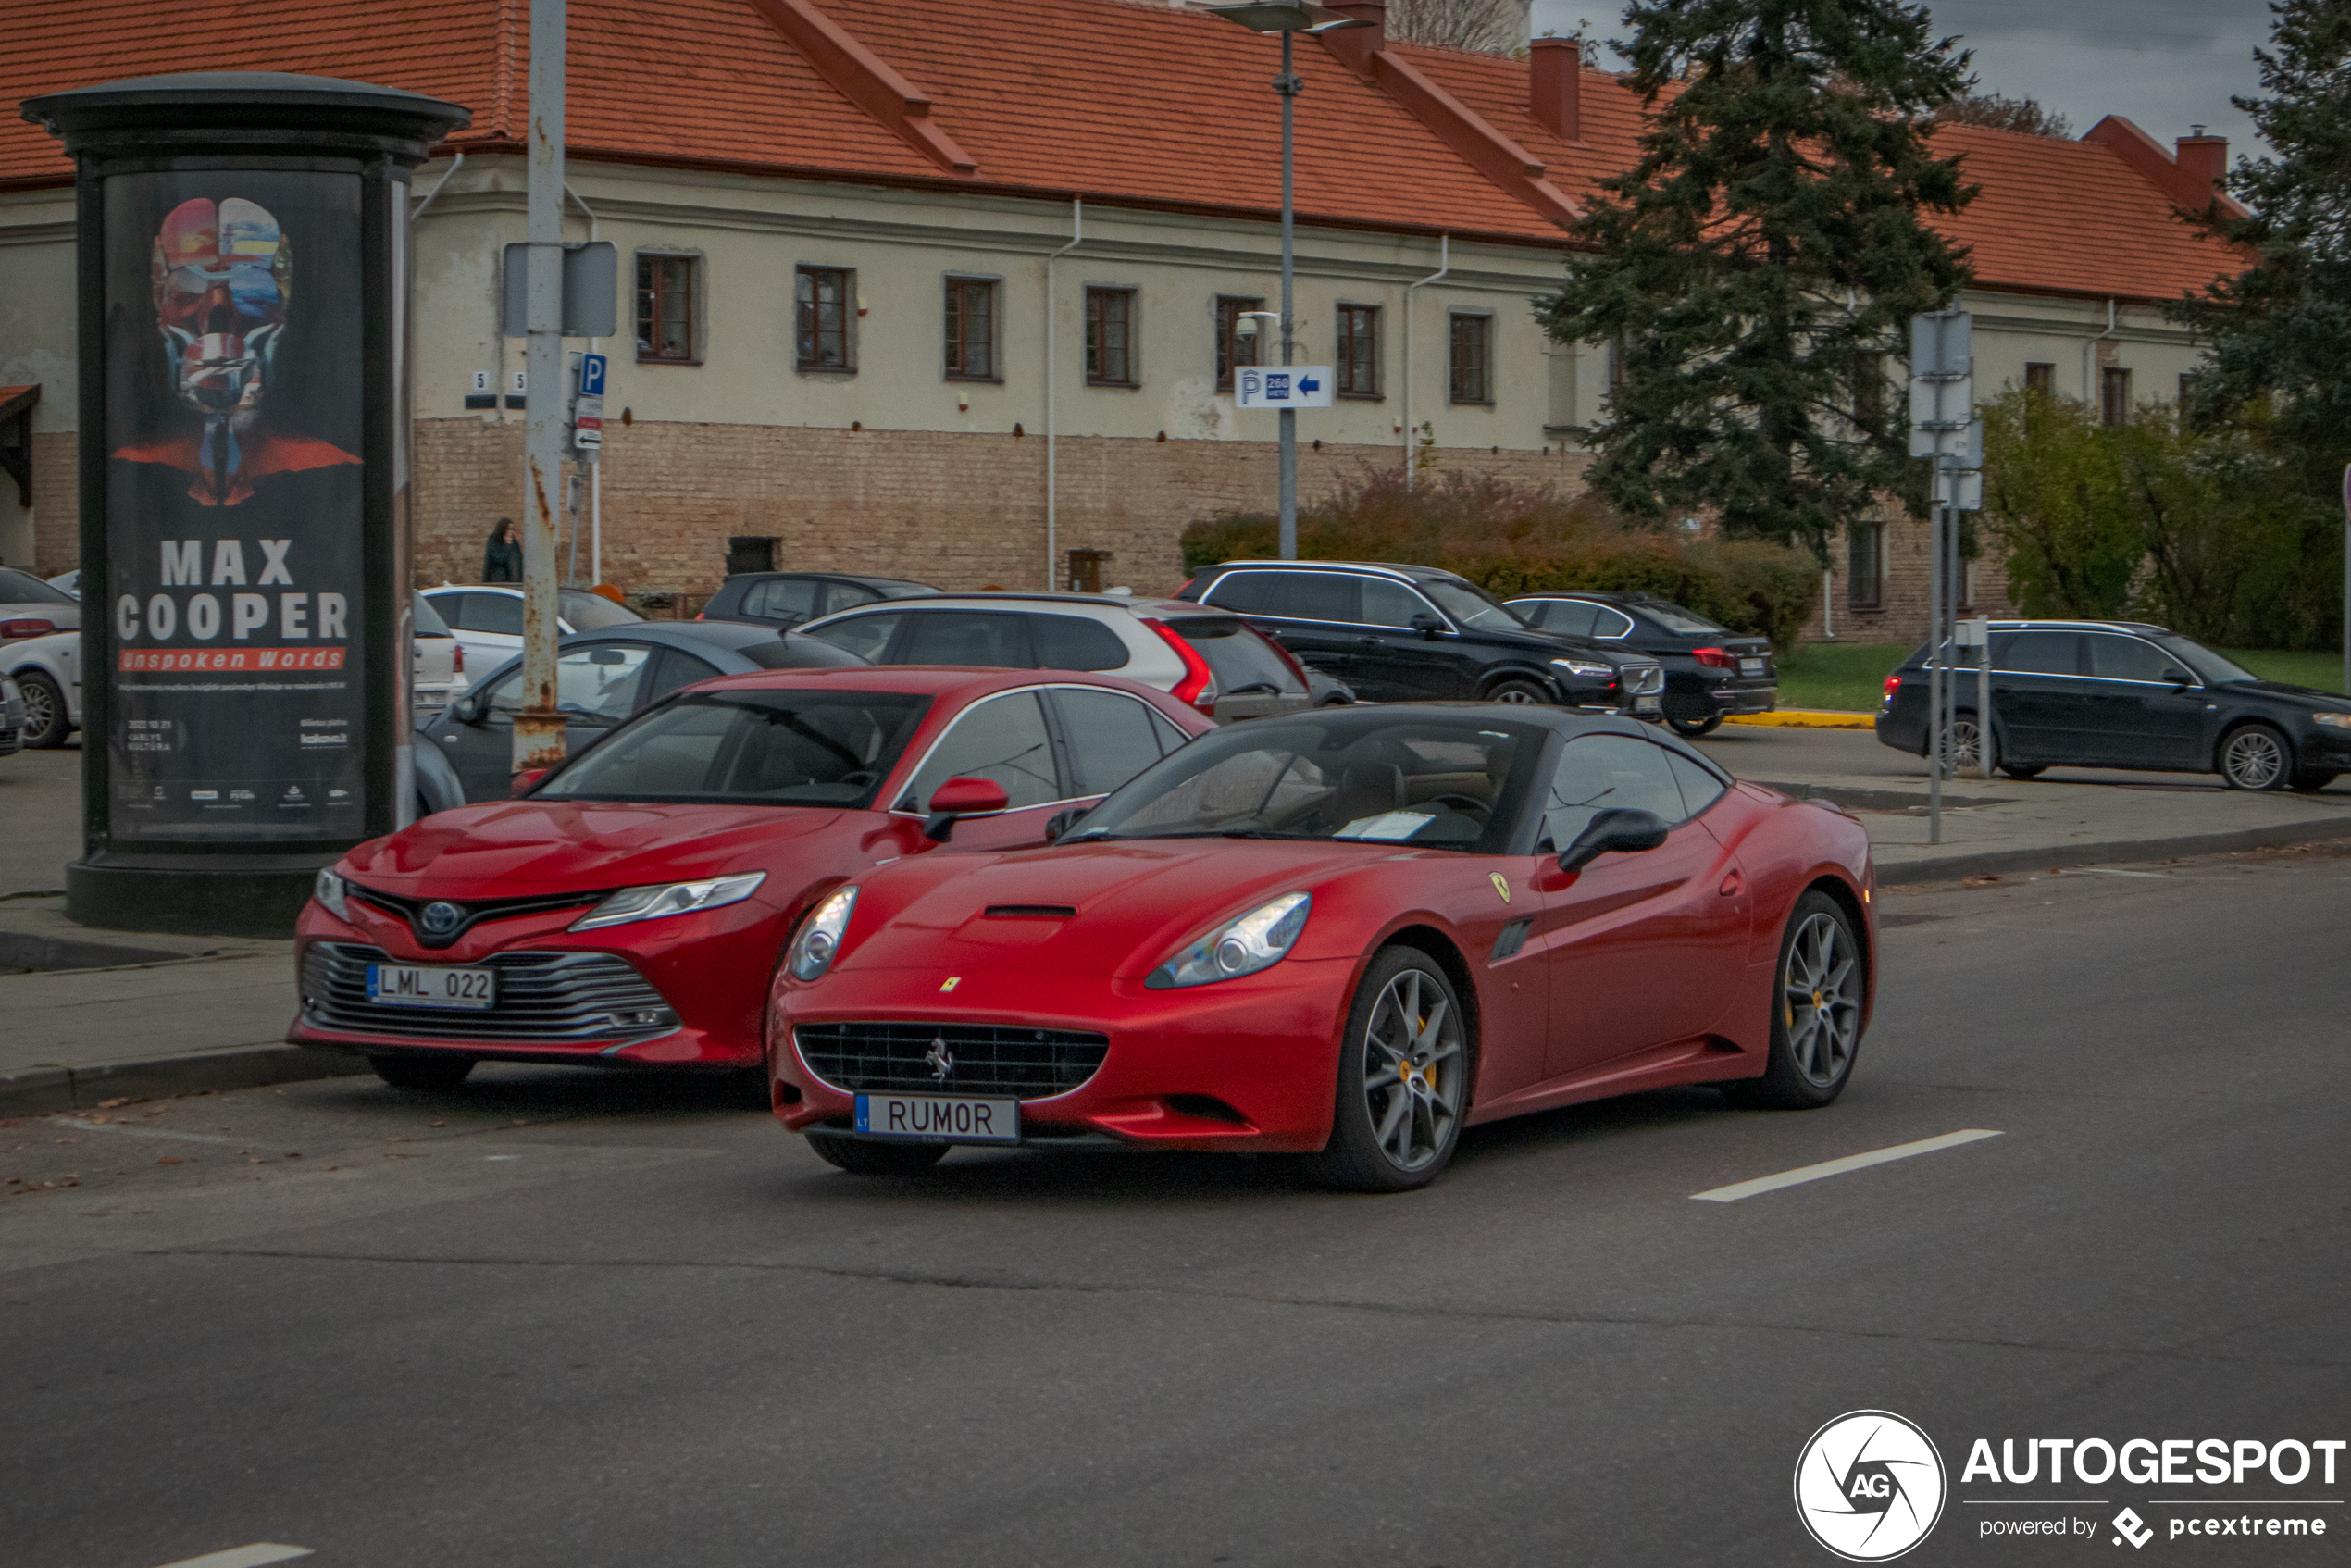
[{"xmin": 1387, "ymin": 0, "xmax": 1526, "ymax": 55}]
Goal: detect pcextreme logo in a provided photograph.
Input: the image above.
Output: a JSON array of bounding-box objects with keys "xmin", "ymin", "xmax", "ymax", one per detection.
[{"xmin": 1795, "ymin": 1410, "xmax": 1949, "ymax": 1562}]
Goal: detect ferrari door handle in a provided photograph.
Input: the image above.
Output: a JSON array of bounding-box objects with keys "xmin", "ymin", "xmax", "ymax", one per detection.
[{"xmin": 1718, "ymin": 871, "xmax": 1745, "ymax": 897}]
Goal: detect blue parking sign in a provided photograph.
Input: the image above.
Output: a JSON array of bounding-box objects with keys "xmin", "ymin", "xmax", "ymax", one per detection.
[{"xmin": 578, "ymin": 352, "xmax": 607, "ymax": 398}]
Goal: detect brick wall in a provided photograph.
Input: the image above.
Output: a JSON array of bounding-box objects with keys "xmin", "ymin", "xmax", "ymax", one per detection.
[
  {"xmin": 29, "ymin": 431, "xmax": 78, "ymax": 577},
  {"xmin": 1799, "ymin": 512, "xmax": 2017, "ymax": 647},
  {"xmin": 413, "ymin": 418, "xmax": 1590, "ymax": 599}
]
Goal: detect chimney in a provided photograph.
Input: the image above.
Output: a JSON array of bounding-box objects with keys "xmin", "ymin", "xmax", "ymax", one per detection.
[
  {"xmin": 2175, "ymin": 126, "xmax": 2227, "ymax": 198},
  {"xmin": 1530, "ymin": 36, "xmax": 1581, "ymax": 143},
  {"xmin": 1323, "ymin": 1, "xmax": 1384, "ymax": 75}
]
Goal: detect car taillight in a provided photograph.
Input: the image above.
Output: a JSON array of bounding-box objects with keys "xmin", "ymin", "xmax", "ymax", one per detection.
[
  {"xmin": 1, "ymin": 618, "xmax": 56, "ymax": 640},
  {"xmin": 1141, "ymin": 617, "xmax": 1220, "ymax": 713},
  {"xmin": 1691, "ymin": 646, "xmax": 1736, "ymax": 669},
  {"xmin": 453, "ymin": 642, "xmax": 465, "ymax": 673},
  {"xmin": 1884, "ymin": 674, "xmax": 1903, "ymax": 697}
]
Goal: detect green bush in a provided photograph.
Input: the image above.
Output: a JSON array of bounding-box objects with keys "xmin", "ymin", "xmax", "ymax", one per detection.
[{"xmin": 1180, "ymin": 470, "xmax": 1822, "ymax": 652}]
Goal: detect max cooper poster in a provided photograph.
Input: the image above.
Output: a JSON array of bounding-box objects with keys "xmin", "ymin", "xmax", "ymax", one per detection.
[{"xmin": 103, "ymin": 171, "xmax": 367, "ymax": 841}]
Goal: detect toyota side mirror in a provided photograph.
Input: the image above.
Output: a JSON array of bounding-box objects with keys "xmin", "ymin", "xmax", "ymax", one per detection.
[
  {"xmin": 923, "ymin": 776, "xmax": 1011, "ymax": 842},
  {"xmin": 1410, "ymin": 613, "xmax": 1446, "ymax": 641},
  {"xmin": 1558, "ymin": 808, "xmax": 1670, "ymax": 873},
  {"xmin": 509, "ymin": 766, "xmax": 550, "ymax": 798}
]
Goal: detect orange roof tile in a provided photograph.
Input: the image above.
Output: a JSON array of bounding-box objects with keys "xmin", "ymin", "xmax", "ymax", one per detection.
[{"xmin": 1, "ymin": 0, "xmax": 2238, "ymax": 300}]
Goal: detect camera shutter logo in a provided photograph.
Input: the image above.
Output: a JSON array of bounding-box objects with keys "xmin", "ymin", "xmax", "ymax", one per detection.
[{"xmin": 1794, "ymin": 1411, "xmax": 1947, "ymax": 1561}]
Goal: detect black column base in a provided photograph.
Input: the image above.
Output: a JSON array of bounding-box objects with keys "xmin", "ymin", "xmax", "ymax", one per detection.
[{"xmin": 66, "ymin": 852, "xmax": 335, "ymax": 939}]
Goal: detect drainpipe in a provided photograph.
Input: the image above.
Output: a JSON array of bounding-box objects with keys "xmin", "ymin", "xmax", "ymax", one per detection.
[
  {"xmin": 1402, "ymin": 233, "xmax": 1449, "ymax": 491},
  {"xmin": 566, "ymin": 182, "xmax": 602, "ymax": 584},
  {"xmin": 1045, "ymin": 199, "xmax": 1083, "ymax": 590},
  {"xmin": 411, "ymin": 150, "xmax": 466, "ymax": 218},
  {"xmin": 2082, "ymin": 298, "xmax": 2117, "ymax": 409}
]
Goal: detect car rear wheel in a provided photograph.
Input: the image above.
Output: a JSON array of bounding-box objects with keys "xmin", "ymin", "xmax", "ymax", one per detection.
[
  {"xmin": 370, "ymin": 1054, "xmax": 475, "ymax": 1091},
  {"xmin": 17, "ymin": 669, "xmax": 69, "ymax": 748},
  {"xmin": 1485, "ymin": 678, "xmax": 1551, "ymax": 706},
  {"xmin": 2220, "ymin": 723, "xmax": 2291, "ymax": 791},
  {"xmin": 806, "ymin": 1133, "xmax": 949, "ymax": 1176},
  {"xmin": 1722, "ymin": 890, "xmax": 1862, "ymax": 1110},
  {"xmin": 1950, "ymin": 713, "xmax": 1996, "ymax": 775},
  {"xmin": 1667, "ymin": 713, "xmax": 1723, "ymax": 738},
  {"xmin": 1303, "ymin": 948, "xmax": 1469, "ymax": 1193}
]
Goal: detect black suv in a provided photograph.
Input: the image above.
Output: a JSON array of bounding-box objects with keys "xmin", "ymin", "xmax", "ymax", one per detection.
[
  {"xmin": 1176, "ymin": 560, "xmax": 1664, "ymax": 716},
  {"xmin": 701, "ymin": 571, "xmax": 939, "ymax": 629},
  {"xmin": 1877, "ymin": 618, "xmax": 2351, "ymax": 791},
  {"xmin": 1506, "ymin": 591, "xmax": 1777, "ymax": 738}
]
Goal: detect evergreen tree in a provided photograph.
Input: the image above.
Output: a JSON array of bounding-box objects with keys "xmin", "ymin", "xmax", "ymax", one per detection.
[{"xmin": 1536, "ymin": 1, "xmax": 1976, "ymax": 554}]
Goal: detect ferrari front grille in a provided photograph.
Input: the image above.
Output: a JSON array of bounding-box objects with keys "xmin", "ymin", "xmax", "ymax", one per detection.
[
  {"xmin": 300, "ymin": 941, "xmax": 678, "ymax": 1044},
  {"xmin": 794, "ymin": 1021, "xmax": 1111, "ymax": 1100}
]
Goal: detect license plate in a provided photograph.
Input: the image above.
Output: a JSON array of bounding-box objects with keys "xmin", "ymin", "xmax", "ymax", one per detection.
[
  {"xmin": 366, "ymin": 963, "xmax": 496, "ymax": 1011},
  {"xmin": 854, "ymin": 1092, "xmax": 1021, "ymax": 1144},
  {"xmin": 1740, "ymin": 657, "xmax": 1765, "ymax": 676},
  {"xmin": 1636, "ymin": 695, "xmax": 1661, "ymax": 714}
]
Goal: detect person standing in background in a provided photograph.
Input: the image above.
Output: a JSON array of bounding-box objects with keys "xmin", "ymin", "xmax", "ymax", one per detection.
[{"xmin": 481, "ymin": 517, "xmax": 521, "ymax": 582}]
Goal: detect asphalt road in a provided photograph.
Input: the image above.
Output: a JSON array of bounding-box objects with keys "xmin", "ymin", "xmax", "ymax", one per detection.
[{"xmin": 6, "ymin": 843, "xmax": 2345, "ymax": 1567}]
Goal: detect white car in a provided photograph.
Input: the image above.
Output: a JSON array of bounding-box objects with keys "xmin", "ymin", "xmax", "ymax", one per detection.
[
  {"xmin": 422, "ymin": 583, "xmax": 647, "ymax": 675},
  {"xmin": 5, "ymin": 628, "xmax": 79, "ymax": 748},
  {"xmin": 411, "ymin": 590, "xmax": 468, "ymax": 716},
  {"xmin": 45, "ymin": 567, "xmax": 79, "ymax": 598}
]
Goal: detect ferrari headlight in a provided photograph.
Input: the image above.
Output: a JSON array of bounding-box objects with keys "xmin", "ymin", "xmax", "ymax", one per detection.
[
  {"xmin": 2314, "ymin": 712, "xmax": 2351, "ymax": 729},
  {"xmin": 572, "ymin": 871, "xmax": 766, "ymax": 931},
  {"xmin": 1550, "ymin": 655, "xmax": 1613, "ymax": 678},
  {"xmin": 1146, "ymin": 892, "xmax": 1311, "ymax": 989},
  {"xmin": 314, "ymin": 866, "xmax": 352, "ymax": 922},
  {"xmin": 787, "ymin": 886, "xmax": 858, "ymax": 981}
]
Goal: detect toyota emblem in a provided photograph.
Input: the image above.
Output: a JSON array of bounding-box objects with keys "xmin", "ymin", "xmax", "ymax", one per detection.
[{"xmin": 418, "ymin": 901, "xmax": 464, "ymax": 937}]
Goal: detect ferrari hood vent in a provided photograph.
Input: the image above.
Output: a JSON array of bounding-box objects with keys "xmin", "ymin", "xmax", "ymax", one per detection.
[{"xmin": 984, "ymin": 903, "xmax": 1078, "ymax": 918}]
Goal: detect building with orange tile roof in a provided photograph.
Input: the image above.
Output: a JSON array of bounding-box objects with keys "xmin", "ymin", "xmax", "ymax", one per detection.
[{"xmin": 1, "ymin": 0, "xmax": 2245, "ymax": 637}]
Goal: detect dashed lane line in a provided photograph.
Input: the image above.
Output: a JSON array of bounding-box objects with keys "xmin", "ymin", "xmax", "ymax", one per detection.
[
  {"xmin": 1691, "ymin": 1129, "xmax": 2004, "ymax": 1202},
  {"xmin": 152, "ymin": 1546, "xmax": 313, "ymax": 1568}
]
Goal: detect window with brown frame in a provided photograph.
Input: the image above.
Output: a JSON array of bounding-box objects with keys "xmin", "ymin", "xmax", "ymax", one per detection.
[
  {"xmin": 1214, "ymin": 295, "xmax": 1263, "ymax": 392},
  {"xmin": 1337, "ymin": 304, "xmax": 1381, "ymax": 398},
  {"xmin": 1848, "ymin": 523, "xmax": 1885, "ymax": 610},
  {"xmin": 1087, "ymin": 287, "xmax": 1137, "ymax": 387},
  {"xmin": 2100, "ymin": 366, "xmax": 2132, "ymax": 427},
  {"xmin": 796, "ymin": 266, "xmax": 853, "ymax": 372},
  {"xmin": 635, "ymin": 254, "xmax": 695, "ymax": 363},
  {"xmin": 944, "ymin": 277, "xmax": 998, "ymax": 380},
  {"xmin": 2023, "ymin": 361, "xmax": 2056, "ymax": 398},
  {"xmin": 1449, "ymin": 313, "xmax": 1491, "ymax": 405},
  {"xmin": 1852, "ymin": 350, "xmax": 1885, "ymax": 429}
]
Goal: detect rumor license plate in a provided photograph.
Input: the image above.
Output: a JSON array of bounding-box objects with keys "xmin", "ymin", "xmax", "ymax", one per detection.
[
  {"xmin": 854, "ymin": 1092, "xmax": 1021, "ymax": 1144},
  {"xmin": 366, "ymin": 963, "xmax": 496, "ymax": 1011}
]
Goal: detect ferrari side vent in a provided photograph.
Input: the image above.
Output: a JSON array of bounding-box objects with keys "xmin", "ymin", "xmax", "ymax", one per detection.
[{"xmin": 1490, "ymin": 917, "xmax": 1533, "ymax": 964}]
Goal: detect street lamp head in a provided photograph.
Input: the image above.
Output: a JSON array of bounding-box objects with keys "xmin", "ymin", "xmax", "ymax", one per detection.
[{"xmin": 1205, "ymin": 1, "xmax": 1374, "ymax": 34}]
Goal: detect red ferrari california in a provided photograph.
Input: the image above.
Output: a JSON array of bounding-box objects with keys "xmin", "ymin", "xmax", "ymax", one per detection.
[
  {"xmin": 289, "ymin": 667, "xmax": 1212, "ymax": 1087},
  {"xmin": 770, "ymin": 705, "xmax": 1876, "ymax": 1190}
]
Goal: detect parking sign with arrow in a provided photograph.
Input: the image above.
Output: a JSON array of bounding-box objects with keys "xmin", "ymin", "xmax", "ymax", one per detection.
[{"xmin": 1236, "ymin": 367, "xmax": 1336, "ymax": 409}]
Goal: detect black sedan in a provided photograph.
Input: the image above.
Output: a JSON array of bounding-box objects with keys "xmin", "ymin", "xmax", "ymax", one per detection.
[
  {"xmin": 1875, "ymin": 618, "xmax": 2351, "ymax": 792},
  {"xmin": 416, "ymin": 620, "xmax": 865, "ymax": 808},
  {"xmin": 1506, "ymin": 591, "xmax": 1777, "ymax": 737},
  {"xmin": 699, "ymin": 571, "xmax": 939, "ymax": 630}
]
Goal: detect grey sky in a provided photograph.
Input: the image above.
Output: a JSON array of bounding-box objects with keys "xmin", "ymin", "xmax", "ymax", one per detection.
[{"xmin": 1530, "ymin": 0, "xmax": 2278, "ymax": 154}]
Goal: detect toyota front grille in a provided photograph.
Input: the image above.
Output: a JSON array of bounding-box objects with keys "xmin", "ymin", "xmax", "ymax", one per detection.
[
  {"xmin": 300, "ymin": 942, "xmax": 678, "ymax": 1044},
  {"xmin": 794, "ymin": 1021, "xmax": 1111, "ymax": 1100}
]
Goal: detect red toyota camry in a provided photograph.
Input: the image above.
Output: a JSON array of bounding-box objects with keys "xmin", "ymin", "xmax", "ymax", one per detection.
[
  {"xmin": 770, "ymin": 705, "xmax": 1876, "ymax": 1190},
  {"xmin": 289, "ymin": 668, "xmax": 1212, "ymax": 1087}
]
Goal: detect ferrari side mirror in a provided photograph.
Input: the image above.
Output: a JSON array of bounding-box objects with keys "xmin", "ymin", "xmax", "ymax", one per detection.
[
  {"xmin": 923, "ymin": 776, "xmax": 1011, "ymax": 842},
  {"xmin": 1557, "ymin": 808, "xmax": 1670, "ymax": 873}
]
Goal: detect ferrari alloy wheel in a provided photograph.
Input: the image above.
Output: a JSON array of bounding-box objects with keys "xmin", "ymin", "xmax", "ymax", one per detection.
[
  {"xmin": 18, "ymin": 669, "xmax": 68, "ymax": 748},
  {"xmin": 1723, "ymin": 890, "xmax": 1862, "ymax": 1110},
  {"xmin": 2220, "ymin": 724, "xmax": 2290, "ymax": 791},
  {"xmin": 1305, "ymin": 948, "xmax": 1469, "ymax": 1192},
  {"xmin": 369, "ymin": 1054, "xmax": 475, "ymax": 1091},
  {"xmin": 1486, "ymin": 679, "xmax": 1550, "ymax": 706},
  {"xmin": 806, "ymin": 1133, "xmax": 949, "ymax": 1176}
]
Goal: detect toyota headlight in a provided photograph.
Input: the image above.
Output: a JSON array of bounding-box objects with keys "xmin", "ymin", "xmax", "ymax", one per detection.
[
  {"xmin": 1550, "ymin": 655, "xmax": 1613, "ymax": 679},
  {"xmin": 572, "ymin": 871, "xmax": 766, "ymax": 931},
  {"xmin": 314, "ymin": 866, "xmax": 352, "ymax": 921},
  {"xmin": 2314, "ymin": 712, "xmax": 2351, "ymax": 729},
  {"xmin": 787, "ymin": 885, "xmax": 858, "ymax": 981},
  {"xmin": 1146, "ymin": 892, "xmax": 1312, "ymax": 989}
]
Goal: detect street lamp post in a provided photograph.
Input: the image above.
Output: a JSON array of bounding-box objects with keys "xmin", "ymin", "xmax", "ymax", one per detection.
[{"xmin": 1208, "ymin": 1, "xmax": 1368, "ymax": 560}]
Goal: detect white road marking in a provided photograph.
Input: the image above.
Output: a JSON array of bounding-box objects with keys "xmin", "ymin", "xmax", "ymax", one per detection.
[
  {"xmin": 2060, "ymin": 867, "xmax": 2175, "ymax": 878},
  {"xmin": 1692, "ymin": 1129, "xmax": 2004, "ymax": 1202},
  {"xmin": 151, "ymin": 1546, "xmax": 313, "ymax": 1568},
  {"xmin": 49, "ymin": 1119, "xmax": 243, "ymax": 1145}
]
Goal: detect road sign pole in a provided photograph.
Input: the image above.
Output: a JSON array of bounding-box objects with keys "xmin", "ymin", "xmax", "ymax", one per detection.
[
  {"xmin": 1928, "ymin": 452, "xmax": 1944, "ymax": 843},
  {"xmin": 515, "ymin": 0, "xmax": 567, "ymax": 777},
  {"xmin": 2341, "ymin": 463, "xmax": 2349, "ymax": 695},
  {"xmin": 1276, "ymin": 29, "xmax": 1298, "ymax": 561}
]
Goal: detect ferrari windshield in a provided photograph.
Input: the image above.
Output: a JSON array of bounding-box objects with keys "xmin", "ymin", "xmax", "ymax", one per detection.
[
  {"xmin": 1070, "ymin": 712, "xmax": 1543, "ymax": 853},
  {"xmin": 535, "ymin": 690, "xmax": 930, "ymax": 806}
]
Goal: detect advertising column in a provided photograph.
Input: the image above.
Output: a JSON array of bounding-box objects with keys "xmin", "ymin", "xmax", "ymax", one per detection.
[{"xmin": 23, "ymin": 73, "xmax": 468, "ymax": 936}]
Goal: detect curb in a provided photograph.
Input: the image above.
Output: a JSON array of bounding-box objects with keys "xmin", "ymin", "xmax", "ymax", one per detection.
[
  {"xmin": 1724, "ymin": 709, "xmax": 1876, "ymax": 730},
  {"xmin": 0, "ymin": 1044, "xmax": 374, "ymax": 1118},
  {"xmin": 1875, "ymin": 816, "xmax": 2351, "ymax": 886}
]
